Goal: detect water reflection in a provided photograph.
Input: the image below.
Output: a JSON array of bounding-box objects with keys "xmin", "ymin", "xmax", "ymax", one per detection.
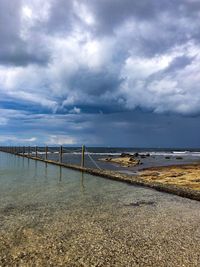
[
  {"xmin": 59, "ymin": 166, "xmax": 62, "ymax": 182},
  {"xmin": 80, "ymin": 172, "xmax": 85, "ymax": 193},
  {"xmin": 33, "ymin": 160, "xmax": 37, "ymax": 179},
  {"xmin": 44, "ymin": 163, "xmax": 48, "ymax": 178}
]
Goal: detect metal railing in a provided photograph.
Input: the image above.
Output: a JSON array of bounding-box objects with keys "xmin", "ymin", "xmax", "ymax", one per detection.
[{"xmin": 0, "ymin": 145, "xmax": 101, "ymax": 170}]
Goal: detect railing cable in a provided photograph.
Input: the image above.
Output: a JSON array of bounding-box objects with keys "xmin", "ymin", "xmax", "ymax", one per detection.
[{"xmin": 85, "ymin": 148, "xmax": 102, "ymax": 170}]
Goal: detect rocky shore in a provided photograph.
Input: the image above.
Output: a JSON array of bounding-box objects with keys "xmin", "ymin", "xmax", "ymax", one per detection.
[
  {"xmin": 139, "ymin": 163, "xmax": 200, "ymax": 191},
  {"xmin": 99, "ymin": 152, "xmax": 150, "ymax": 167}
]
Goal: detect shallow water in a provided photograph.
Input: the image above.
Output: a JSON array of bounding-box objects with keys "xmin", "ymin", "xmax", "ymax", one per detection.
[{"xmin": 0, "ymin": 152, "xmax": 200, "ymax": 266}]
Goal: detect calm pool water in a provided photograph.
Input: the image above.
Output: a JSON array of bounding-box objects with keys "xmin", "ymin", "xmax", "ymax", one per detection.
[
  {"xmin": 0, "ymin": 152, "xmax": 163, "ymax": 209},
  {"xmin": 0, "ymin": 152, "xmax": 200, "ymax": 266}
]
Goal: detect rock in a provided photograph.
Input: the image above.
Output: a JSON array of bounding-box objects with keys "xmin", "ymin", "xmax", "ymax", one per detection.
[
  {"xmin": 99, "ymin": 154, "xmax": 140, "ymax": 167},
  {"xmin": 165, "ymin": 156, "xmax": 170, "ymax": 159},
  {"xmin": 120, "ymin": 153, "xmax": 131, "ymax": 157},
  {"xmin": 133, "ymin": 152, "xmax": 139, "ymax": 157},
  {"xmin": 193, "ymin": 179, "xmax": 200, "ymax": 182},
  {"xmin": 125, "ymin": 200, "xmax": 156, "ymax": 207},
  {"xmin": 176, "ymin": 157, "xmax": 183, "ymax": 160}
]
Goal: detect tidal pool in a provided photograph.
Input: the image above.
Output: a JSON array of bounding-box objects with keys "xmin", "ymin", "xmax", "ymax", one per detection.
[{"xmin": 0, "ymin": 152, "xmax": 200, "ymax": 266}]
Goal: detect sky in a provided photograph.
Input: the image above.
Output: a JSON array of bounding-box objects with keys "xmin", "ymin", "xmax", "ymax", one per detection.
[{"xmin": 1, "ymin": 0, "xmax": 200, "ymax": 147}]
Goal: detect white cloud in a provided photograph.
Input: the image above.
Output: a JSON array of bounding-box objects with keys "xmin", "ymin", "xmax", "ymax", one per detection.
[
  {"xmin": 0, "ymin": 118, "xmax": 8, "ymax": 125},
  {"xmin": 0, "ymin": 136, "xmax": 37, "ymax": 143},
  {"xmin": 122, "ymin": 55, "xmax": 172, "ymax": 80},
  {"xmin": 0, "ymin": 65, "xmax": 57, "ymax": 110},
  {"xmin": 119, "ymin": 41, "xmax": 200, "ymax": 114},
  {"xmin": 22, "ymin": 6, "xmax": 33, "ymax": 19},
  {"xmin": 73, "ymin": 1, "xmax": 95, "ymax": 26},
  {"xmin": 69, "ymin": 107, "xmax": 81, "ymax": 114},
  {"xmin": 46, "ymin": 135, "xmax": 76, "ymax": 145},
  {"xmin": 20, "ymin": 0, "xmax": 51, "ymax": 39}
]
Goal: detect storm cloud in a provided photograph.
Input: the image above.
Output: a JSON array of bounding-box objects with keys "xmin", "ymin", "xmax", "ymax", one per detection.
[{"xmin": 1, "ymin": 0, "xmax": 200, "ymax": 145}]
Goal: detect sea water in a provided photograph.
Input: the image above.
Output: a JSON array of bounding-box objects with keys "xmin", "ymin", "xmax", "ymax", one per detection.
[
  {"xmin": 0, "ymin": 151, "xmax": 199, "ymax": 266},
  {"xmin": 30, "ymin": 146, "xmax": 200, "ymax": 174}
]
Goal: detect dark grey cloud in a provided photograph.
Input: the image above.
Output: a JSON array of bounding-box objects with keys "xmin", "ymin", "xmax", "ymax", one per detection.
[
  {"xmin": 80, "ymin": 0, "xmax": 200, "ymax": 56},
  {"xmin": 1, "ymin": 108, "xmax": 200, "ymax": 147},
  {"xmin": 0, "ymin": 44, "xmax": 49, "ymax": 66},
  {"xmin": 87, "ymin": 0, "xmax": 173, "ymax": 35},
  {"xmin": 164, "ymin": 55, "xmax": 195, "ymax": 74},
  {"xmin": 68, "ymin": 68, "xmax": 122, "ymax": 96},
  {"xmin": 43, "ymin": 0, "xmax": 74, "ymax": 34},
  {"xmin": 0, "ymin": 0, "xmax": 50, "ymax": 66}
]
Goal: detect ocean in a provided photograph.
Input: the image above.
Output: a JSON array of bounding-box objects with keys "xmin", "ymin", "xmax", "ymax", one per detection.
[{"xmin": 25, "ymin": 147, "xmax": 200, "ymax": 175}]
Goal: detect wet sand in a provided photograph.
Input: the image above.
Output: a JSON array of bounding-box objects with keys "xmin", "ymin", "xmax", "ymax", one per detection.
[{"xmin": 0, "ymin": 152, "xmax": 200, "ymax": 266}]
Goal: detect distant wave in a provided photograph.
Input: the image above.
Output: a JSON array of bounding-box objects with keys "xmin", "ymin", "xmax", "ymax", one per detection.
[
  {"xmin": 85, "ymin": 151, "xmax": 200, "ymax": 157},
  {"xmin": 172, "ymin": 151, "xmax": 190, "ymax": 154},
  {"xmin": 150, "ymin": 151, "xmax": 200, "ymax": 157},
  {"xmin": 66, "ymin": 151, "xmax": 200, "ymax": 157},
  {"xmin": 24, "ymin": 150, "xmax": 200, "ymax": 157}
]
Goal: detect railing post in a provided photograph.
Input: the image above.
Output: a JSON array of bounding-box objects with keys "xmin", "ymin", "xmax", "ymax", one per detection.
[
  {"xmin": 45, "ymin": 146, "xmax": 48, "ymax": 160},
  {"xmin": 81, "ymin": 145, "xmax": 85, "ymax": 168},
  {"xmin": 59, "ymin": 145, "xmax": 63, "ymax": 163},
  {"xmin": 35, "ymin": 146, "xmax": 38, "ymax": 158}
]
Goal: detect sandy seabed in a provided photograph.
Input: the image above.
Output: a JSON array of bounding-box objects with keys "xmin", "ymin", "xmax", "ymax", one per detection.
[{"xmin": 0, "ymin": 185, "xmax": 200, "ymax": 266}]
